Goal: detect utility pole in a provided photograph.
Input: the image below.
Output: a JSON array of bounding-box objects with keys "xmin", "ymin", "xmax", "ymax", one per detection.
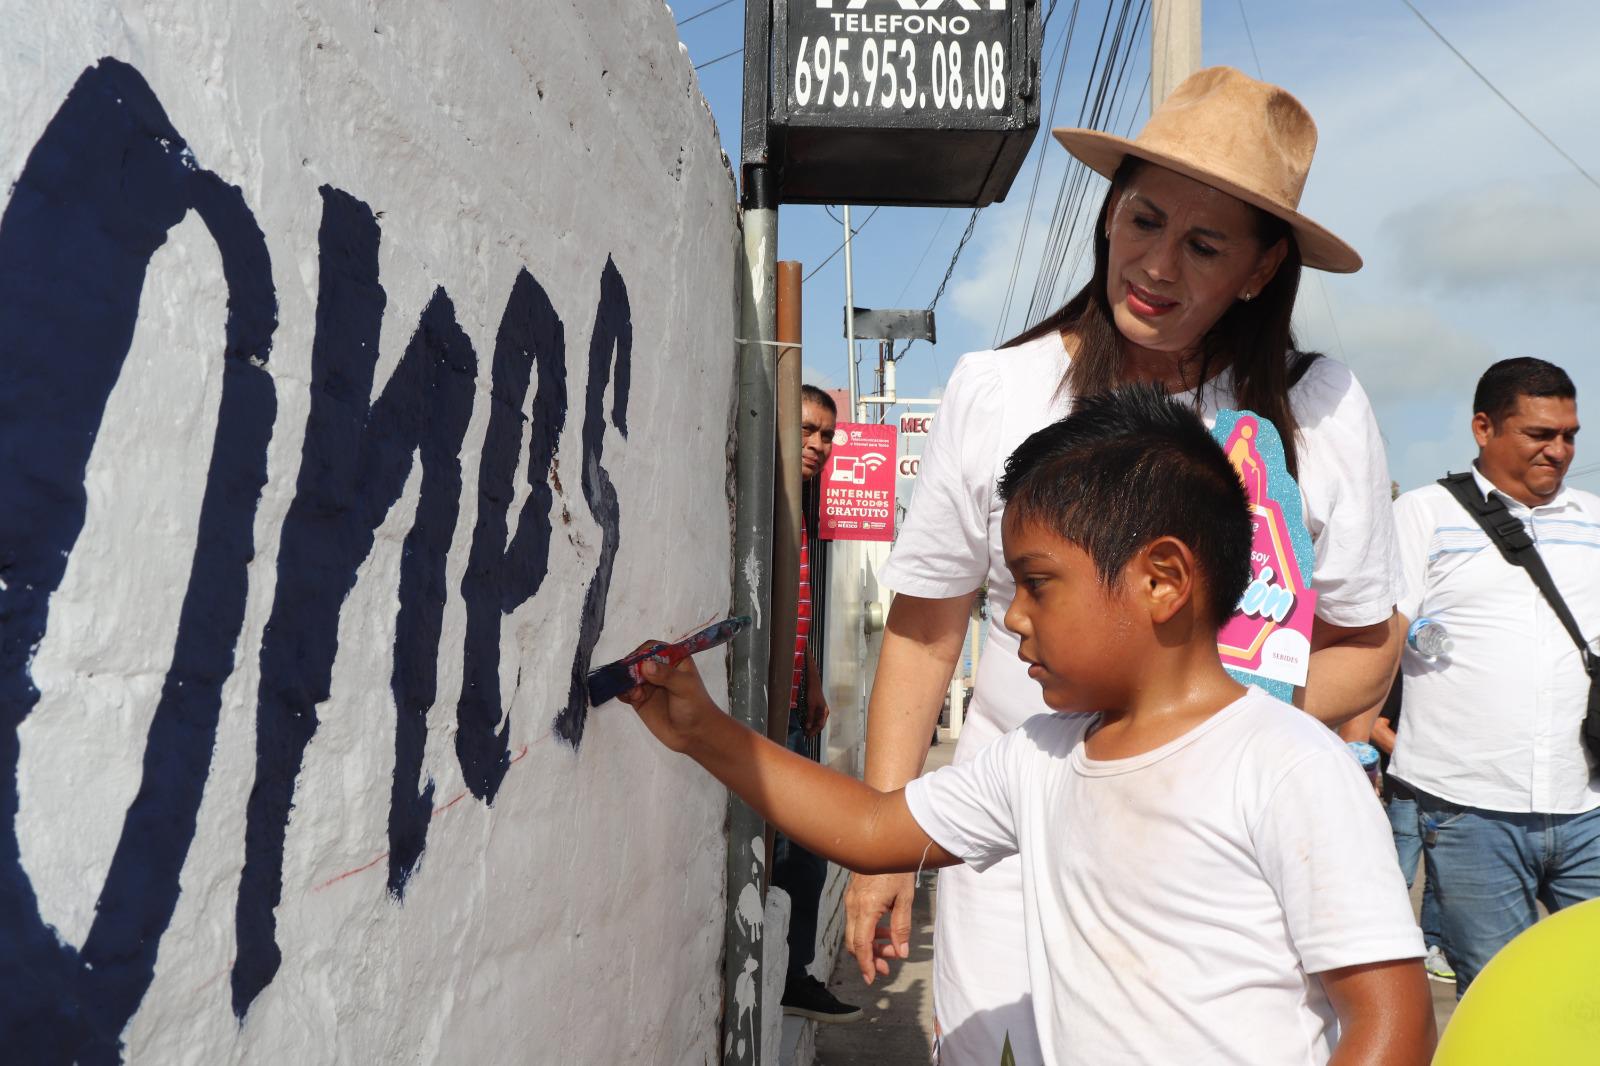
[
  {"xmin": 842, "ymin": 205, "xmax": 858, "ymax": 422},
  {"xmin": 1151, "ymin": 0, "xmax": 1201, "ymax": 110},
  {"xmin": 727, "ymin": 3, "xmax": 777, "ymax": 1063}
]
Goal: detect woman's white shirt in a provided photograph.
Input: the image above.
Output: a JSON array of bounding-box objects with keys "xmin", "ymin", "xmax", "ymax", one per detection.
[{"xmin": 877, "ymin": 330, "xmax": 1400, "ymax": 745}]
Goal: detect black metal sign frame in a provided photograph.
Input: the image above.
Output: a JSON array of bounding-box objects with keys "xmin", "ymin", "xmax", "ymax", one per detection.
[
  {"xmin": 765, "ymin": 0, "xmax": 1041, "ymax": 207},
  {"xmin": 773, "ymin": 0, "xmax": 1035, "ymax": 133}
]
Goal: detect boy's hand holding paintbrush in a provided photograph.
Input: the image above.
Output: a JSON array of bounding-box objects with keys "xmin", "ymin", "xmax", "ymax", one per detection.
[
  {"xmin": 617, "ymin": 642, "xmax": 959, "ymax": 915},
  {"xmin": 615, "ymin": 644, "xmax": 724, "ymax": 755}
]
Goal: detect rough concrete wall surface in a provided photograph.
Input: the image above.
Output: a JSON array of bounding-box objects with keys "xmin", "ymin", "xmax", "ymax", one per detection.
[{"xmin": 0, "ymin": 2, "xmax": 738, "ymax": 1062}]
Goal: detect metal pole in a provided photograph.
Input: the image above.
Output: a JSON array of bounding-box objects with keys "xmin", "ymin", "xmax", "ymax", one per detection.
[
  {"xmin": 842, "ymin": 205, "xmax": 858, "ymax": 422},
  {"xmin": 762, "ymin": 261, "xmax": 803, "ymax": 897},
  {"xmin": 729, "ymin": 3, "xmax": 778, "ymax": 1063},
  {"xmin": 769, "ymin": 262, "xmax": 803, "ymax": 750},
  {"xmin": 876, "ymin": 341, "xmax": 886, "ymax": 422},
  {"xmin": 1151, "ymin": 0, "xmax": 1202, "ymax": 110},
  {"xmin": 728, "ymin": 168, "xmax": 777, "ymax": 1066}
]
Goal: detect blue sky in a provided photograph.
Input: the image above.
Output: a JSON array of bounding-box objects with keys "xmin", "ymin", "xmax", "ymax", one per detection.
[{"xmin": 675, "ymin": 0, "xmax": 1600, "ymax": 493}]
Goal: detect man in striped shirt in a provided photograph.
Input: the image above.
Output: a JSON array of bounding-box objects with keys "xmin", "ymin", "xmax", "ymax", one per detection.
[
  {"xmin": 1390, "ymin": 358, "xmax": 1599, "ymax": 995},
  {"xmin": 775, "ymin": 385, "xmax": 860, "ymax": 1023}
]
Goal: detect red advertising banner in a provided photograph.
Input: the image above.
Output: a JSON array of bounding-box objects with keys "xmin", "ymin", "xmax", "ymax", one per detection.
[{"xmin": 819, "ymin": 422, "xmax": 897, "ymax": 542}]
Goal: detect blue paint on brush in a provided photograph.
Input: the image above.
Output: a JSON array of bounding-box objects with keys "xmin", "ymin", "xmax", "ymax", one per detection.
[{"xmin": 585, "ymin": 616, "xmax": 752, "ymax": 706}]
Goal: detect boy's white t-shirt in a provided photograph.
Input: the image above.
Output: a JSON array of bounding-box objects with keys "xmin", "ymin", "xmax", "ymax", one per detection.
[{"xmin": 904, "ymin": 689, "xmax": 1424, "ymax": 1065}]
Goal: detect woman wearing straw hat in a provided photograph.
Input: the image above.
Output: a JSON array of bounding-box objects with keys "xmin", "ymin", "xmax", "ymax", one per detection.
[{"xmin": 845, "ymin": 67, "xmax": 1405, "ymax": 1064}]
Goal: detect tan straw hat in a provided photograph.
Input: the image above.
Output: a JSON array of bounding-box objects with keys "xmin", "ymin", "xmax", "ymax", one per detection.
[{"xmin": 1052, "ymin": 66, "xmax": 1362, "ymax": 273}]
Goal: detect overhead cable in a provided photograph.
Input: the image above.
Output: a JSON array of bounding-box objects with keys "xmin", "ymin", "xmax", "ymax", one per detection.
[
  {"xmin": 992, "ymin": 0, "xmax": 1087, "ymax": 345},
  {"xmin": 1021, "ymin": 0, "xmax": 1147, "ymax": 331},
  {"xmin": 894, "ymin": 209, "xmax": 955, "ymax": 305},
  {"xmin": 1234, "ymin": 0, "xmax": 1349, "ymax": 363},
  {"xmin": 803, "ymin": 206, "xmax": 881, "ymax": 281},
  {"xmin": 894, "ymin": 208, "xmax": 982, "ymax": 360},
  {"xmin": 677, "ymin": 0, "xmax": 739, "ymax": 27},
  {"xmin": 694, "ymin": 47, "xmax": 743, "ymax": 71},
  {"xmin": 1234, "ymin": 0, "xmax": 1264, "ymax": 80},
  {"xmin": 1399, "ymin": 0, "xmax": 1600, "ymax": 193},
  {"xmin": 1035, "ymin": 2, "xmax": 1146, "ymax": 321}
]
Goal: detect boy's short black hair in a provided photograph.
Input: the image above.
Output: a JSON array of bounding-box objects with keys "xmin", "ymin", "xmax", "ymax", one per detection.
[
  {"xmin": 801, "ymin": 383, "xmax": 837, "ymax": 417},
  {"xmin": 1472, "ymin": 357, "xmax": 1575, "ymax": 425},
  {"xmin": 998, "ymin": 384, "xmax": 1252, "ymax": 627}
]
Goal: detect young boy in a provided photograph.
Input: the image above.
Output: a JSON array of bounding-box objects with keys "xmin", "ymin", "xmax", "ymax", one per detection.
[{"xmin": 621, "ymin": 386, "xmax": 1434, "ymax": 1064}]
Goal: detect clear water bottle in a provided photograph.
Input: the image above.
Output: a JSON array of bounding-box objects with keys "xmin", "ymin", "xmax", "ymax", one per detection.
[{"xmin": 1408, "ymin": 617, "xmax": 1453, "ymax": 659}]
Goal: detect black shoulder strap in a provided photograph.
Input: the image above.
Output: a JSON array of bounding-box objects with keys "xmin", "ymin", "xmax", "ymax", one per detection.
[{"xmin": 1436, "ymin": 471, "xmax": 1595, "ymax": 674}]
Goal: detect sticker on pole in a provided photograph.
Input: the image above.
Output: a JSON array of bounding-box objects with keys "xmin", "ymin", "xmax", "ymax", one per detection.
[
  {"xmin": 1211, "ymin": 410, "xmax": 1317, "ymax": 700},
  {"xmin": 820, "ymin": 422, "xmax": 897, "ymax": 542}
]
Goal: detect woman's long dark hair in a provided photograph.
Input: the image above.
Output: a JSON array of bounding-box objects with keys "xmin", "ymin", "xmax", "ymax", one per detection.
[{"xmin": 1008, "ymin": 158, "xmax": 1321, "ymax": 475}]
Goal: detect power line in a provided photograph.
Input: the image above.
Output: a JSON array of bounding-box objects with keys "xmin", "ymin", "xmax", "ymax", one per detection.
[
  {"xmin": 1399, "ymin": 0, "xmax": 1600, "ymax": 194},
  {"xmin": 923, "ymin": 210, "xmax": 981, "ymax": 322},
  {"xmin": 993, "ymin": 0, "xmax": 1086, "ymax": 344},
  {"xmin": 1024, "ymin": 0, "xmax": 1126, "ymax": 328},
  {"xmin": 1234, "ymin": 0, "xmax": 1264, "ymax": 80},
  {"xmin": 677, "ymin": 0, "xmax": 739, "ymax": 26},
  {"xmin": 895, "ymin": 208, "xmax": 982, "ymax": 360},
  {"xmin": 894, "ymin": 209, "xmax": 955, "ymax": 305},
  {"xmin": 1023, "ymin": 0, "xmax": 1147, "ymax": 330},
  {"xmin": 803, "ymin": 206, "xmax": 880, "ymax": 281},
  {"xmin": 1233, "ymin": 0, "xmax": 1348, "ymax": 363},
  {"xmin": 694, "ymin": 47, "xmax": 742, "ymax": 71}
]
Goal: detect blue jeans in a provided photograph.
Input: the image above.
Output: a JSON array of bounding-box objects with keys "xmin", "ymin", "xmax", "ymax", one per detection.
[
  {"xmin": 1417, "ymin": 794, "xmax": 1600, "ymax": 995},
  {"xmin": 772, "ymin": 711, "xmax": 827, "ymax": 980},
  {"xmin": 1386, "ymin": 795, "xmax": 1443, "ymax": 951}
]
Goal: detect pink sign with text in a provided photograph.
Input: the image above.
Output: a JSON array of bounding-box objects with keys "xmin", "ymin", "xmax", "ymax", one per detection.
[{"xmin": 819, "ymin": 422, "xmax": 897, "ymax": 542}]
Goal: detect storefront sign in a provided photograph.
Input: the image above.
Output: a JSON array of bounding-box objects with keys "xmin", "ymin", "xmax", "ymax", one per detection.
[
  {"xmin": 768, "ymin": 0, "xmax": 1041, "ymax": 206},
  {"xmin": 784, "ymin": 1, "xmax": 1014, "ymax": 118},
  {"xmin": 820, "ymin": 421, "xmax": 897, "ymax": 541},
  {"xmin": 1212, "ymin": 411, "xmax": 1317, "ymax": 700},
  {"xmin": 898, "ymin": 412, "xmax": 934, "ymax": 436}
]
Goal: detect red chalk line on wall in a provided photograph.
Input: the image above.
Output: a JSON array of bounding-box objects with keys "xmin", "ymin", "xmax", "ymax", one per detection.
[{"xmin": 311, "ymin": 743, "xmax": 531, "ymax": 894}]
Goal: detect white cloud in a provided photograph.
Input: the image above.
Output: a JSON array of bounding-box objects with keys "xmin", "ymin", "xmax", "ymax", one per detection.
[
  {"xmin": 1293, "ymin": 292, "xmax": 1499, "ymax": 409},
  {"xmin": 1397, "ymin": 420, "xmax": 1476, "ymax": 493},
  {"xmin": 1383, "ymin": 176, "xmax": 1600, "ymax": 298},
  {"xmin": 945, "ymin": 151, "xmax": 1107, "ymax": 346},
  {"xmin": 801, "ymin": 362, "xmax": 840, "ymax": 389}
]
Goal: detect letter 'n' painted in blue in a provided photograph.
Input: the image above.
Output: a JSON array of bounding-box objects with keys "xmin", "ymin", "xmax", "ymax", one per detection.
[
  {"xmin": 456, "ymin": 271, "xmax": 568, "ymax": 801},
  {"xmin": 0, "ymin": 59, "xmax": 277, "ymax": 1063},
  {"xmin": 233, "ymin": 187, "xmax": 478, "ymax": 1019}
]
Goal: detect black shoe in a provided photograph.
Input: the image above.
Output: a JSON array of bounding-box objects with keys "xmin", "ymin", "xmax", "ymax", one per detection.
[{"xmin": 781, "ymin": 975, "xmax": 862, "ymax": 1023}]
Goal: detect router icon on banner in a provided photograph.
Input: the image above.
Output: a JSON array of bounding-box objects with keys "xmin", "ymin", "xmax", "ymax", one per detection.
[{"xmin": 831, "ymin": 452, "xmax": 888, "ymax": 484}]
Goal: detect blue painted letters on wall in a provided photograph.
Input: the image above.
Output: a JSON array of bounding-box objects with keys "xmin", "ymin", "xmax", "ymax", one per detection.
[{"xmin": 0, "ymin": 58, "xmax": 635, "ymax": 1060}]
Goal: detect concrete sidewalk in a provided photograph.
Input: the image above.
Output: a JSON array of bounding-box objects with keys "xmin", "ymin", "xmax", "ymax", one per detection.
[
  {"xmin": 807, "ymin": 728, "xmax": 1457, "ymax": 1064},
  {"xmin": 810, "ymin": 732, "xmax": 951, "ymax": 1066}
]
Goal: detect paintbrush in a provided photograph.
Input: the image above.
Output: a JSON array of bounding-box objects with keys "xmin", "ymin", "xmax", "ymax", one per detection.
[{"xmin": 585, "ymin": 615, "xmax": 752, "ymax": 706}]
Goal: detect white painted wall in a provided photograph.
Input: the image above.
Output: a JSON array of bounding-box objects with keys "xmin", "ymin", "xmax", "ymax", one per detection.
[{"xmin": 1, "ymin": 2, "xmax": 737, "ymax": 1062}]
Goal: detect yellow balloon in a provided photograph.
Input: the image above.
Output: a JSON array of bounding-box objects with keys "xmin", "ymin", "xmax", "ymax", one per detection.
[{"xmin": 1433, "ymin": 897, "xmax": 1600, "ymax": 1064}]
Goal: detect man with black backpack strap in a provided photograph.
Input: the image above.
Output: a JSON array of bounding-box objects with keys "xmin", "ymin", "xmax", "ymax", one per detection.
[{"xmin": 1389, "ymin": 357, "xmax": 1599, "ymax": 996}]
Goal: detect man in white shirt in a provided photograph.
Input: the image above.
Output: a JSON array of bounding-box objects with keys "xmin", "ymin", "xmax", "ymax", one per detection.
[{"xmin": 1390, "ymin": 357, "xmax": 1599, "ymax": 995}]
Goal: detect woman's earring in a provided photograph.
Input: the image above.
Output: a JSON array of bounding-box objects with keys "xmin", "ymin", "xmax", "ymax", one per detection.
[{"xmin": 1240, "ymin": 292, "xmax": 1255, "ymax": 302}]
